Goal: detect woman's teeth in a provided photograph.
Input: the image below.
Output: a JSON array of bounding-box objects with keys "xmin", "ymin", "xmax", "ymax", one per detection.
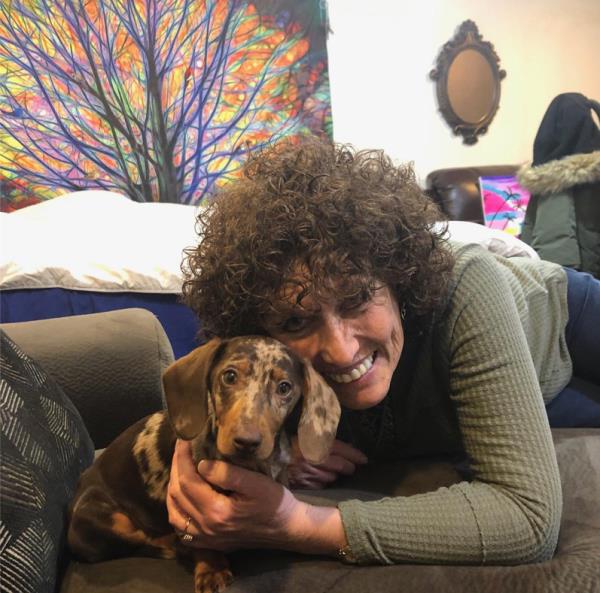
[{"xmin": 328, "ymin": 354, "xmax": 374, "ymax": 384}]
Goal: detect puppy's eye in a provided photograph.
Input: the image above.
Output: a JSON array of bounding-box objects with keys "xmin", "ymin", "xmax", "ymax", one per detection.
[
  {"xmin": 277, "ymin": 381, "xmax": 292, "ymax": 396},
  {"xmin": 222, "ymin": 369, "xmax": 238, "ymax": 385}
]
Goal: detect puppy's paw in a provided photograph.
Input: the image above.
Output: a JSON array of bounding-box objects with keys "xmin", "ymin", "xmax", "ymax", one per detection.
[{"xmin": 194, "ymin": 567, "xmax": 233, "ymax": 593}]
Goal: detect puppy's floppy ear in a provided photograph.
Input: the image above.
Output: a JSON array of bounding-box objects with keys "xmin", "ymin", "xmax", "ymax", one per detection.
[
  {"xmin": 162, "ymin": 338, "xmax": 223, "ymax": 440},
  {"xmin": 297, "ymin": 360, "xmax": 341, "ymax": 464}
]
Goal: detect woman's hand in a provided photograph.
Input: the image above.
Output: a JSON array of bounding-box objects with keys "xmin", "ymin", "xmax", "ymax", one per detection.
[
  {"xmin": 288, "ymin": 437, "xmax": 368, "ymax": 489},
  {"xmin": 167, "ymin": 439, "xmax": 302, "ymax": 552}
]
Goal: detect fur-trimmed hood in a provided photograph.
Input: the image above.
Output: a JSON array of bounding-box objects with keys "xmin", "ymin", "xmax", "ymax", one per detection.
[{"xmin": 517, "ymin": 150, "xmax": 600, "ymax": 195}]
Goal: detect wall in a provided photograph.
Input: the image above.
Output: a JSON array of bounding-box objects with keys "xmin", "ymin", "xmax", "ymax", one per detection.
[{"xmin": 326, "ymin": 0, "xmax": 600, "ymax": 184}]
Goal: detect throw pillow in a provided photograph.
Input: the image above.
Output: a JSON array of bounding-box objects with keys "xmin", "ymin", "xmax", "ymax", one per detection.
[{"xmin": 0, "ymin": 330, "xmax": 94, "ymax": 593}]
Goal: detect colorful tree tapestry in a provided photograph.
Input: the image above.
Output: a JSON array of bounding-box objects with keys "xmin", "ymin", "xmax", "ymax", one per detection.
[{"xmin": 0, "ymin": 0, "xmax": 332, "ymax": 209}]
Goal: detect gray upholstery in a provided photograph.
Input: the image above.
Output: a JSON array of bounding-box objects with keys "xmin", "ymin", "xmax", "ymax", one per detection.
[
  {"xmin": 60, "ymin": 430, "xmax": 600, "ymax": 593},
  {"xmin": 1, "ymin": 308, "xmax": 174, "ymax": 448}
]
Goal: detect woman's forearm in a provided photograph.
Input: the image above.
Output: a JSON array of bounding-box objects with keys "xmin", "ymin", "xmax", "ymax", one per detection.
[{"xmin": 284, "ymin": 502, "xmax": 348, "ymax": 557}]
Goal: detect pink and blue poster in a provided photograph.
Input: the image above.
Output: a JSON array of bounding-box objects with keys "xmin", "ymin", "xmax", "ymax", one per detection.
[{"xmin": 479, "ymin": 175, "xmax": 531, "ymax": 237}]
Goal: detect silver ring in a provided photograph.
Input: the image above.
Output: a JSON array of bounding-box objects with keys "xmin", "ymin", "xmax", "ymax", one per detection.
[{"xmin": 180, "ymin": 516, "xmax": 194, "ymax": 542}]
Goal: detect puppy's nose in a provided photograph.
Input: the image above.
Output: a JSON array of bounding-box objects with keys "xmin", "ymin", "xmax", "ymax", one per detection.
[{"xmin": 233, "ymin": 433, "xmax": 261, "ymax": 453}]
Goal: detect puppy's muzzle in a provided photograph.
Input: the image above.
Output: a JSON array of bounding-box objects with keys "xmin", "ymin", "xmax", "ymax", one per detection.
[{"xmin": 232, "ymin": 429, "xmax": 262, "ymax": 456}]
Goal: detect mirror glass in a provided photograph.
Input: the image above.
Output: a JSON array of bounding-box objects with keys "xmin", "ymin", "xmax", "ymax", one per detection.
[
  {"xmin": 430, "ymin": 21, "xmax": 505, "ymax": 144},
  {"xmin": 447, "ymin": 49, "xmax": 495, "ymax": 124}
]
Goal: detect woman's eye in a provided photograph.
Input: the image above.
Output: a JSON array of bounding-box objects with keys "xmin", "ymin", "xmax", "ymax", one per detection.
[
  {"xmin": 280, "ymin": 316, "xmax": 309, "ymax": 333},
  {"xmin": 341, "ymin": 289, "xmax": 372, "ymax": 314},
  {"xmin": 344, "ymin": 300, "xmax": 362, "ymax": 311},
  {"xmin": 222, "ymin": 369, "xmax": 238, "ymax": 385},
  {"xmin": 277, "ymin": 381, "xmax": 292, "ymax": 396}
]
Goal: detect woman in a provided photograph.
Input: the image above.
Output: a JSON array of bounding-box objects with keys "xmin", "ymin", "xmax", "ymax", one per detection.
[{"xmin": 167, "ymin": 139, "xmax": 600, "ymax": 566}]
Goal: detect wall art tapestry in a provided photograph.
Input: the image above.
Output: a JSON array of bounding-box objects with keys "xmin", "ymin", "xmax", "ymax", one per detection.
[{"xmin": 0, "ymin": 0, "xmax": 331, "ymax": 210}]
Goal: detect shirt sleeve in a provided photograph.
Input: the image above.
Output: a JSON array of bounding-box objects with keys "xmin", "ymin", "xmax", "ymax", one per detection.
[{"xmin": 338, "ymin": 248, "xmax": 562, "ymax": 565}]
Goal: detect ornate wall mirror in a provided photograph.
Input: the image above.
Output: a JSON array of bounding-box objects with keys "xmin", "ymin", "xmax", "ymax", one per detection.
[{"xmin": 430, "ymin": 20, "xmax": 506, "ymax": 145}]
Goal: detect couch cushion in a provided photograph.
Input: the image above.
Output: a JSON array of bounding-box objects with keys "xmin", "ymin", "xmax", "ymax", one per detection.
[
  {"xmin": 0, "ymin": 330, "xmax": 94, "ymax": 593},
  {"xmin": 60, "ymin": 429, "xmax": 600, "ymax": 593},
  {"xmin": 1, "ymin": 308, "xmax": 174, "ymax": 448}
]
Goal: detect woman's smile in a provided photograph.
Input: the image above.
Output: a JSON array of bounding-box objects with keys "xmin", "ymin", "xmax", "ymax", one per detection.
[{"xmin": 327, "ymin": 352, "xmax": 375, "ymax": 384}]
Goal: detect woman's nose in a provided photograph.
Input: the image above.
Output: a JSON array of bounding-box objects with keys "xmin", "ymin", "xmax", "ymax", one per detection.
[{"xmin": 316, "ymin": 318, "xmax": 359, "ymax": 367}]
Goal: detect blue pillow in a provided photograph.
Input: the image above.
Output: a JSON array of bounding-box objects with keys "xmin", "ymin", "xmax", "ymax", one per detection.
[
  {"xmin": 546, "ymin": 376, "xmax": 600, "ymax": 428},
  {"xmin": 0, "ymin": 330, "xmax": 94, "ymax": 593}
]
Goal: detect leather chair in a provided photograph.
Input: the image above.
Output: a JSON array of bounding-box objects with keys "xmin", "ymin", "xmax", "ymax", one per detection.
[{"xmin": 425, "ymin": 165, "xmax": 519, "ymax": 223}]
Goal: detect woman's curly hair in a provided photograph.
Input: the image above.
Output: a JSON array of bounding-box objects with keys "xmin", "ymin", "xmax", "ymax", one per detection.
[{"xmin": 183, "ymin": 138, "xmax": 454, "ymax": 338}]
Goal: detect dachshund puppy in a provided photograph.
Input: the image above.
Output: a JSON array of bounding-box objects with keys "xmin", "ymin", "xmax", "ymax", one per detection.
[{"xmin": 67, "ymin": 336, "xmax": 340, "ymax": 593}]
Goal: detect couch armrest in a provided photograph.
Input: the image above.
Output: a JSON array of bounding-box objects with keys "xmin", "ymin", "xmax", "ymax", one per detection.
[
  {"xmin": 425, "ymin": 165, "xmax": 519, "ymax": 223},
  {"xmin": 0, "ymin": 308, "xmax": 174, "ymax": 448}
]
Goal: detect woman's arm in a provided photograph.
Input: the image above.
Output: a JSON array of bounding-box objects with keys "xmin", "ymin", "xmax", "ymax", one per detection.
[
  {"xmin": 337, "ymin": 247, "xmax": 563, "ymax": 565},
  {"xmin": 167, "ymin": 439, "xmax": 348, "ymax": 555}
]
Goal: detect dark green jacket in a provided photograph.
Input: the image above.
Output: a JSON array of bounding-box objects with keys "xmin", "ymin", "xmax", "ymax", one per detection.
[{"xmin": 518, "ymin": 150, "xmax": 600, "ymax": 278}]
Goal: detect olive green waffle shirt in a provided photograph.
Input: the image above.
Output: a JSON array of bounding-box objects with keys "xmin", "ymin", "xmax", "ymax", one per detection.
[{"xmin": 338, "ymin": 243, "xmax": 569, "ymax": 565}]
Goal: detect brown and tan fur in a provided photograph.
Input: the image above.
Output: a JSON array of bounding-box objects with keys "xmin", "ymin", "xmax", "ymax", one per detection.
[{"xmin": 67, "ymin": 336, "xmax": 340, "ymax": 593}]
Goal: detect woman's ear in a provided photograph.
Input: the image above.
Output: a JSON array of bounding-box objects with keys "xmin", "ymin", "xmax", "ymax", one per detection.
[
  {"xmin": 162, "ymin": 338, "xmax": 224, "ymax": 440},
  {"xmin": 297, "ymin": 360, "xmax": 341, "ymax": 464}
]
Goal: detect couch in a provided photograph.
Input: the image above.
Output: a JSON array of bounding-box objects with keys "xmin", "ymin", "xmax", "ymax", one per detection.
[
  {"xmin": 425, "ymin": 164, "xmax": 519, "ymax": 223},
  {"xmin": 1, "ymin": 307, "xmax": 600, "ymax": 593}
]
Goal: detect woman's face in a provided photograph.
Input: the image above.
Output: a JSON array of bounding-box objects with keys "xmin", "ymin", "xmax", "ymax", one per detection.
[{"xmin": 262, "ymin": 282, "xmax": 404, "ymax": 410}]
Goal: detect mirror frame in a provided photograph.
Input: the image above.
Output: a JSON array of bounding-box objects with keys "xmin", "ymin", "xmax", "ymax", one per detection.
[{"xmin": 430, "ymin": 20, "xmax": 506, "ymax": 145}]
